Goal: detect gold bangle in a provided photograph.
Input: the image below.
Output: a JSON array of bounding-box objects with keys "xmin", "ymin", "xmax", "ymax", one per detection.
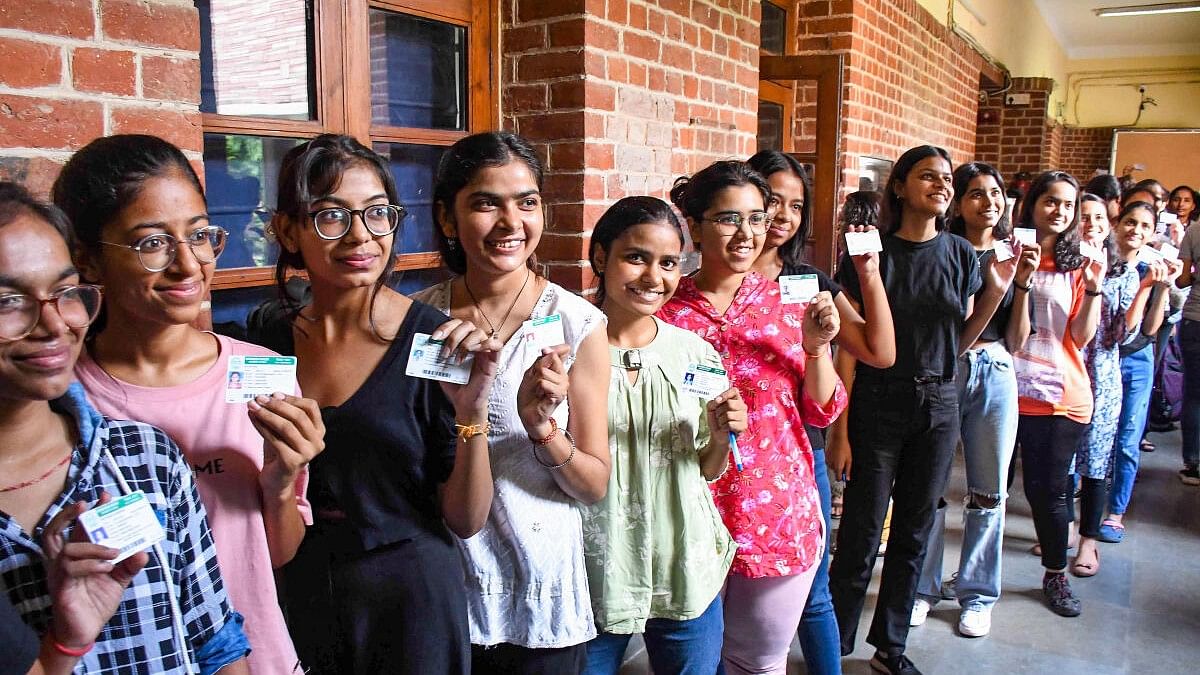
[{"xmin": 455, "ymin": 422, "xmax": 490, "ymax": 442}]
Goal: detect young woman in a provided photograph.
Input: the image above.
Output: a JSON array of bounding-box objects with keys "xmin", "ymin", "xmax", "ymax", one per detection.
[
  {"xmin": 1009, "ymin": 171, "xmax": 1105, "ymax": 618},
  {"xmin": 1083, "ymin": 174, "xmax": 1122, "ymax": 222},
  {"xmin": 747, "ymin": 149, "xmax": 893, "ymax": 673},
  {"xmin": 1095, "ymin": 201, "xmax": 1178, "ymax": 545},
  {"xmin": 580, "ymin": 196, "xmax": 746, "ymax": 674},
  {"xmin": 1072, "ymin": 197, "xmax": 1169, "ymax": 576},
  {"xmin": 1177, "ymin": 198, "xmax": 1200, "ymax": 485},
  {"xmin": 827, "ymin": 146, "xmax": 1014, "ymax": 675},
  {"xmin": 413, "ymin": 131, "xmax": 610, "ymax": 673},
  {"xmin": 1167, "ymin": 185, "xmax": 1198, "ymax": 227},
  {"xmin": 0, "ymin": 182, "xmax": 250, "ymax": 674},
  {"xmin": 257, "ymin": 134, "xmax": 499, "ymax": 673},
  {"xmin": 51, "ymin": 135, "xmax": 320, "ymax": 674},
  {"xmin": 912, "ymin": 162, "xmax": 1038, "ymax": 638},
  {"xmin": 659, "ymin": 160, "xmax": 846, "ymax": 675}
]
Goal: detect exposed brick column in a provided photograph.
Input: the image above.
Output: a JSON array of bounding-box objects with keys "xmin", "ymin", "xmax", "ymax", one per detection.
[
  {"xmin": 0, "ymin": 0, "xmax": 202, "ymax": 196},
  {"xmin": 1061, "ymin": 126, "xmax": 1115, "ymax": 181}
]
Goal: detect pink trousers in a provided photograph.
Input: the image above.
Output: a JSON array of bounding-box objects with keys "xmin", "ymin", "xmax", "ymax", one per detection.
[{"xmin": 720, "ymin": 550, "xmax": 822, "ymax": 675}]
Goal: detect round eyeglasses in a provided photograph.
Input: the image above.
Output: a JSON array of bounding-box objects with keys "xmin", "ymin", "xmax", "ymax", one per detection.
[
  {"xmin": 701, "ymin": 211, "xmax": 771, "ymax": 236},
  {"xmin": 307, "ymin": 204, "xmax": 408, "ymax": 240},
  {"xmin": 99, "ymin": 226, "xmax": 228, "ymax": 273},
  {"xmin": 0, "ymin": 284, "xmax": 103, "ymax": 342}
]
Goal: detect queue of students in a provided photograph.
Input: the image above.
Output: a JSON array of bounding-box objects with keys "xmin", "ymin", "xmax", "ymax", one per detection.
[{"xmin": 0, "ymin": 131, "xmax": 1192, "ymax": 675}]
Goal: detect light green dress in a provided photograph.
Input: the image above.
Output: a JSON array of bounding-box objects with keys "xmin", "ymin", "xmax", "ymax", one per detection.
[{"xmin": 581, "ymin": 317, "xmax": 736, "ymax": 634}]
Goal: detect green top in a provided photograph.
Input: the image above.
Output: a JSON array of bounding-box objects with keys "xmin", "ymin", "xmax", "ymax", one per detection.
[{"xmin": 581, "ymin": 317, "xmax": 735, "ymax": 634}]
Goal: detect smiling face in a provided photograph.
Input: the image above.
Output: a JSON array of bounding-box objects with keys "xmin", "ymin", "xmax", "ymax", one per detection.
[
  {"xmin": 1031, "ymin": 179, "xmax": 1077, "ymax": 238},
  {"xmin": 0, "ymin": 214, "xmax": 87, "ymax": 403},
  {"xmin": 594, "ymin": 220, "xmax": 683, "ymax": 319},
  {"xmin": 1169, "ymin": 190, "xmax": 1195, "ymax": 221},
  {"xmin": 78, "ymin": 172, "xmax": 211, "ymax": 330},
  {"xmin": 1079, "ymin": 199, "xmax": 1111, "ymax": 244},
  {"xmin": 440, "ymin": 161, "xmax": 542, "ymax": 279},
  {"xmin": 690, "ymin": 184, "xmax": 766, "ymax": 276},
  {"xmin": 896, "ymin": 155, "xmax": 954, "ymax": 218},
  {"xmin": 1115, "ymin": 206, "xmax": 1155, "ymax": 254},
  {"xmin": 958, "ymin": 174, "xmax": 1004, "ymax": 235},
  {"xmin": 764, "ymin": 170, "xmax": 806, "ymax": 249}
]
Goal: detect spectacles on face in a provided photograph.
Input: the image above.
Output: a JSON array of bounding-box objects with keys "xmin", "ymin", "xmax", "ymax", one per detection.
[
  {"xmin": 307, "ymin": 205, "xmax": 407, "ymax": 240},
  {"xmin": 0, "ymin": 284, "xmax": 103, "ymax": 342},
  {"xmin": 701, "ymin": 212, "xmax": 771, "ymax": 236},
  {"xmin": 100, "ymin": 226, "xmax": 228, "ymax": 273}
]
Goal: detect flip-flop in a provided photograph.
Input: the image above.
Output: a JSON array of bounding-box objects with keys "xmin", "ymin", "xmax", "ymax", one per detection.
[
  {"xmin": 1097, "ymin": 519, "xmax": 1125, "ymax": 543},
  {"xmin": 1071, "ymin": 550, "xmax": 1100, "ymax": 578}
]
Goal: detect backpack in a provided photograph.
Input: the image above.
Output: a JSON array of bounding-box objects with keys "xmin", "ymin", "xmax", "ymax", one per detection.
[{"xmin": 1148, "ymin": 330, "xmax": 1185, "ymax": 429}]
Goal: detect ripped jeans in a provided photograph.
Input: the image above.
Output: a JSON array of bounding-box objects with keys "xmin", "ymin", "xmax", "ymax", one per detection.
[{"xmin": 917, "ymin": 342, "xmax": 1018, "ymax": 610}]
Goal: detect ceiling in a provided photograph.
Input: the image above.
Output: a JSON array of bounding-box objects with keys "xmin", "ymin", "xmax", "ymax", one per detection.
[{"xmin": 1033, "ymin": 0, "xmax": 1200, "ymax": 59}]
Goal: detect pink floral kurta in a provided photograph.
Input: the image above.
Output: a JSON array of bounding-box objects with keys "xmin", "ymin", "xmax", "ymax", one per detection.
[{"xmin": 658, "ymin": 272, "xmax": 847, "ymax": 578}]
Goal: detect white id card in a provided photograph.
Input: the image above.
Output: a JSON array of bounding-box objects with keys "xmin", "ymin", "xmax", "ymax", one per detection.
[
  {"xmin": 1158, "ymin": 242, "xmax": 1180, "ymax": 261},
  {"xmin": 1012, "ymin": 228, "xmax": 1037, "ymax": 247},
  {"xmin": 405, "ymin": 333, "xmax": 473, "ymax": 384},
  {"xmin": 992, "ymin": 239, "xmax": 1015, "ymax": 262},
  {"xmin": 1137, "ymin": 245, "xmax": 1164, "ymax": 265},
  {"xmin": 523, "ymin": 314, "xmax": 566, "ymax": 352},
  {"xmin": 77, "ymin": 491, "xmax": 166, "ymax": 564},
  {"xmin": 225, "ymin": 355, "xmax": 297, "ymax": 403},
  {"xmin": 779, "ymin": 274, "xmax": 821, "ymax": 304},
  {"xmin": 1078, "ymin": 241, "xmax": 1106, "ymax": 263},
  {"xmin": 681, "ymin": 363, "xmax": 730, "ymax": 399},
  {"xmin": 844, "ymin": 230, "xmax": 883, "ymax": 256}
]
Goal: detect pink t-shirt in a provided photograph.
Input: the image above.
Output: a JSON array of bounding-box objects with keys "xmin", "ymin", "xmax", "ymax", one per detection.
[{"xmin": 75, "ymin": 333, "xmax": 311, "ymax": 675}]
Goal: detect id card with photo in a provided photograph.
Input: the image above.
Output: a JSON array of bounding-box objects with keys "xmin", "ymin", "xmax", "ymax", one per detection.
[
  {"xmin": 225, "ymin": 355, "xmax": 297, "ymax": 403},
  {"xmin": 523, "ymin": 314, "xmax": 567, "ymax": 352},
  {"xmin": 779, "ymin": 274, "xmax": 821, "ymax": 305},
  {"xmin": 844, "ymin": 230, "xmax": 883, "ymax": 256},
  {"xmin": 405, "ymin": 333, "xmax": 473, "ymax": 384},
  {"xmin": 681, "ymin": 363, "xmax": 729, "ymax": 400},
  {"xmin": 77, "ymin": 491, "xmax": 166, "ymax": 564}
]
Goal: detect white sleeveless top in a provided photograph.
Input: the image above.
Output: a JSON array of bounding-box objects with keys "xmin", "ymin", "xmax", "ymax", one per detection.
[{"xmin": 412, "ymin": 279, "xmax": 605, "ymax": 648}]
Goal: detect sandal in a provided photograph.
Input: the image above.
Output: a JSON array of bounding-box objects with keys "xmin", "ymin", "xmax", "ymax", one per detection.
[
  {"xmin": 1097, "ymin": 519, "xmax": 1125, "ymax": 543},
  {"xmin": 1140, "ymin": 438, "xmax": 1156, "ymax": 453},
  {"xmin": 1070, "ymin": 549, "xmax": 1100, "ymax": 577}
]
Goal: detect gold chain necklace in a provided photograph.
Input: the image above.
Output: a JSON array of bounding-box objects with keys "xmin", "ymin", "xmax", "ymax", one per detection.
[{"xmin": 462, "ymin": 268, "xmax": 531, "ymax": 340}]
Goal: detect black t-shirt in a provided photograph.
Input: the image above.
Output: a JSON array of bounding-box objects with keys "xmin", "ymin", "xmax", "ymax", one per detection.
[
  {"xmin": 838, "ymin": 231, "xmax": 981, "ymax": 380},
  {"xmin": 1, "ymin": 593, "xmax": 38, "ymax": 675},
  {"xmin": 975, "ymin": 248, "xmax": 1016, "ymax": 343},
  {"xmin": 255, "ymin": 301, "xmax": 458, "ymax": 551}
]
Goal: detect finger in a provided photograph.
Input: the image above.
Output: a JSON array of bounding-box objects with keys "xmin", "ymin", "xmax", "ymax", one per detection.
[
  {"xmin": 61, "ymin": 557, "xmax": 117, "ymax": 577},
  {"xmin": 43, "ymin": 501, "xmax": 88, "ymax": 558},
  {"xmin": 429, "ymin": 318, "xmax": 462, "ymax": 342},
  {"xmin": 250, "ymin": 397, "xmax": 319, "ymax": 460},
  {"xmin": 61, "ymin": 541, "xmax": 121, "ymax": 563},
  {"xmin": 114, "ymin": 551, "xmax": 149, "ymax": 583}
]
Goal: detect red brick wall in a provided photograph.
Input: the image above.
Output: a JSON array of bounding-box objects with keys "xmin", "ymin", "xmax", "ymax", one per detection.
[
  {"xmin": 971, "ymin": 77, "xmax": 1062, "ymax": 180},
  {"xmin": 502, "ymin": 0, "xmax": 761, "ymax": 291},
  {"xmin": 0, "ymin": 0, "xmax": 202, "ymax": 197},
  {"xmin": 1061, "ymin": 126, "xmax": 1115, "ymax": 182}
]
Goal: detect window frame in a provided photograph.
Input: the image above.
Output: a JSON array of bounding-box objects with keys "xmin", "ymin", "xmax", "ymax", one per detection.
[{"xmin": 202, "ymin": 0, "xmax": 499, "ymax": 290}]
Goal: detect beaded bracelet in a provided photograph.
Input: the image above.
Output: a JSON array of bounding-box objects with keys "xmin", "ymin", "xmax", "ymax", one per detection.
[
  {"xmin": 532, "ymin": 428, "xmax": 576, "ymax": 470},
  {"xmin": 529, "ymin": 417, "xmax": 558, "ymax": 445}
]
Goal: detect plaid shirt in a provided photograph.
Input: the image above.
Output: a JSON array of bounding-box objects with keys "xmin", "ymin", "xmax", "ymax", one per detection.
[{"xmin": 1, "ymin": 384, "xmax": 244, "ymax": 674}]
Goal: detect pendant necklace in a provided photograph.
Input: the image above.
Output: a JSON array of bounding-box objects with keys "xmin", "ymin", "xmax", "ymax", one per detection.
[{"xmin": 463, "ymin": 268, "xmax": 532, "ymax": 340}]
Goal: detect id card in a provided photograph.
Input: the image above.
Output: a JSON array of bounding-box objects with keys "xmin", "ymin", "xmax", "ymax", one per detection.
[
  {"xmin": 681, "ymin": 363, "xmax": 730, "ymax": 399},
  {"xmin": 844, "ymin": 230, "xmax": 883, "ymax": 256},
  {"xmin": 405, "ymin": 333, "xmax": 473, "ymax": 384},
  {"xmin": 1137, "ymin": 245, "xmax": 1164, "ymax": 265},
  {"xmin": 1012, "ymin": 228, "xmax": 1037, "ymax": 248},
  {"xmin": 77, "ymin": 491, "xmax": 166, "ymax": 564},
  {"xmin": 1078, "ymin": 241, "xmax": 1106, "ymax": 263},
  {"xmin": 779, "ymin": 274, "xmax": 820, "ymax": 305},
  {"xmin": 225, "ymin": 355, "xmax": 297, "ymax": 403},
  {"xmin": 992, "ymin": 239, "xmax": 1015, "ymax": 262},
  {"xmin": 523, "ymin": 314, "xmax": 566, "ymax": 352},
  {"xmin": 1158, "ymin": 242, "xmax": 1180, "ymax": 261}
]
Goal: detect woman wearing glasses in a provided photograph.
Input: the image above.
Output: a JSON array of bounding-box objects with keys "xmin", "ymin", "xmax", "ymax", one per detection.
[
  {"xmin": 658, "ymin": 161, "xmax": 846, "ymax": 675},
  {"xmin": 52, "ymin": 134, "xmax": 322, "ymax": 674}
]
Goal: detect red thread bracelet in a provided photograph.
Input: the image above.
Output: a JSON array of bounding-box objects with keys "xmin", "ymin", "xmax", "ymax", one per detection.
[
  {"xmin": 52, "ymin": 637, "xmax": 94, "ymax": 657},
  {"xmin": 529, "ymin": 417, "xmax": 558, "ymax": 446}
]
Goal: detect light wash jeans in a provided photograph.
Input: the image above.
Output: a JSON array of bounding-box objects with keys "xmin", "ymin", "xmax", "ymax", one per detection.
[{"xmin": 917, "ymin": 342, "xmax": 1018, "ymax": 610}]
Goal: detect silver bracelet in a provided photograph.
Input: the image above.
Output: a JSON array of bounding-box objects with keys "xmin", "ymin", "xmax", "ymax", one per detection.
[{"xmin": 532, "ymin": 428, "xmax": 576, "ymax": 470}]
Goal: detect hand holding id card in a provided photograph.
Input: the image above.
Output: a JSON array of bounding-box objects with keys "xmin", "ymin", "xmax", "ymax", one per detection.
[
  {"xmin": 844, "ymin": 229, "xmax": 883, "ymax": 256},
  {"xmin": 681, "ymin": 363, "xmax": 730, "ymax": 400},
  {"xmin": 406, "ymin": 333, "xmax": 473, "ymax": 384},
  {"xmin": 779, "ymin": 274, "xmax": 820, "ymax": 305},
  {"xmin": 226, "ymin": 355, "xmax": 297, "ymax": 403},
  {"xmin": 77, "ymin": 491, "xmax": 166, "ymax": 564}
]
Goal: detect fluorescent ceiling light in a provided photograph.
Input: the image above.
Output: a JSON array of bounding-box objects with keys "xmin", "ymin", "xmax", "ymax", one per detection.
[{"xmin": 1094, "ymin": 2, "xmax": 1200, "ymax": 16}]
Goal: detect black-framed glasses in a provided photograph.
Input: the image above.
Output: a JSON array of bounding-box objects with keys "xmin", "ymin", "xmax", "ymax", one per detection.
[
  {"xmin": 100, "ymin": 226, "xmax": 228, "ymax": 273},
  {"xmin": 307, "ymin": 204, "xmax": 407, "ymax": 240},
  {"xmin": 701, "ymin": 211, "xmax": 771, "ymax": 235},
  {"xmin": 0, "ymin": 284, "xmax": 103, "ymax": 342}
]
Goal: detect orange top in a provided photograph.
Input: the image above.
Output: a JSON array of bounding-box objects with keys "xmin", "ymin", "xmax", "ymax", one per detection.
[{"xmin": 1012, "ymin": 256, "xmax": 1093, "ymax": 424}]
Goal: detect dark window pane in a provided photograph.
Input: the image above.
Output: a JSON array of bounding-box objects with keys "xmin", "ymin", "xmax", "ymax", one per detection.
[
  {"xmin": 198, "ymin": 0, "xmax": 316, "ymax": 120},
  {"xmin": 203, "ymin": 133, "xmax": 304, "ymax": 269},
  {"xmin": 757, "ymin": 100, "xmax": 784, "ymax": 152},
  {"xmin": 387, "ymin": 267, "xmax": 451, "ymax": 295},
  {"xmin": 761, "ymin": 1, "xmax": 786, "ymax": 55},
  {"xmin": 375, "ymin": 142, "xmax": 446, "ymax": 254},
  {"xmin": 211, "ymin": 285, "xmax": 278, "ymax": 334},
  {"xmin": 369, "ymin": 10, "xmax": 467, "ymax": 130}
]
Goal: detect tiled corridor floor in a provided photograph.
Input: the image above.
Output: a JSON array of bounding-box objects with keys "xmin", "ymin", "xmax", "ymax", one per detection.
[{"xmin": 619, "ymin": 428, "xmax": 1200, "ymax": 674}]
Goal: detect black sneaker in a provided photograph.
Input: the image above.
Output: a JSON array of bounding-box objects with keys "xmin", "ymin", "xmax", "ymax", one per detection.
[
  {"xmin": 869, "ymin": 652, "xmax": 922, "ymax": 675},
  {"xmin": 1043, "ymin": 572, "xmax": 1081, "ymax": 617},
  {"xmin": 1179, "ymin": 468, "xmax": 1200, "ymax": 486}
]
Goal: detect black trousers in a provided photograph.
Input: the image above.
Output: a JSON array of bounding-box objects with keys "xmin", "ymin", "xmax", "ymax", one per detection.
[
  {"xmin": 1017, "ymin": 414, "xmax": 1088, "ymax": 571},
  {"xmin": 471, "ymin": 642, "xmax": 586, "ymax": 675},
  {"xmin": 1078, "ymin": 476, "xmax": 1107, "ymax": 538},
  {"xmin": 829, "ymin": 378, "xmax": 959, "ymax": 657}
]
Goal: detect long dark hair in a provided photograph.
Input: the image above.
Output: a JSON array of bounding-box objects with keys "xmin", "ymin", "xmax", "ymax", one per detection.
[
  {"xmin": 1079, "ymin": 193, "xmax": 1125, "ymax": 279},
  {"xmin": 746, "ymin": 150, "xmax": 811, "ymax": 267},
  {"xmin": 1017, "ymin": 170, "xmax": 1082, "ymax": 273},
  {"xmin": 950, "ymin": 162, "xmax": 1009, "ymax": 240},
  {"xmin": 669, "ymin": 160, "xmax": 770, "ymax": 223},
  {"xmin": 588, "ymin": 196, "xmax": 685, "ymax": 305},
  {"xmin": 1169, "ymin": 184, "xmax": 1199, "ymax": 223},
  {"xmin": 432, "ymin": 131, "xmax": 544, "ymax": 275},
  {"xmin": 272, "ymin": 134, "xmax": 400, "ymax": 338},
  {"xmin": 1083, "ymin": 174, "xmax": 1121, "ymax": 204},
  {"xmin": 880, "ymin": 145, "xmax": 953, "ymax": 235}
]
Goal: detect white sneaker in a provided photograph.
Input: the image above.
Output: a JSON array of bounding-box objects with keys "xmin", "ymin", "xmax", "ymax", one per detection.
[
  {"xmin": 958, "ymin": 606, "xmax": 992, "ymax": 637},
  {"xmin": 909, "ymin": 598, "xmax": 932, "ymax": 626}
]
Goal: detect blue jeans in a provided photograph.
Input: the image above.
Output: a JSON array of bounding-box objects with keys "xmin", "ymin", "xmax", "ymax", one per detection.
[
  {"xmin": 1180, "ymin": 320, "xmax": 1200, "ymax": 469},
  {"xmin": 797, "ymin": 446, "xmax": 842, "ymax": 675},
  {"xmin": 918, "ymin": 342, "xmax": 1017, "ymax": 610},
  {"xmin": 583, "ymin": 595, "xmax": 723, "ymax": 675},
  {"xmin": 1109, "ymin": 343, "xmax": 1155, "ymax": 515}
]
